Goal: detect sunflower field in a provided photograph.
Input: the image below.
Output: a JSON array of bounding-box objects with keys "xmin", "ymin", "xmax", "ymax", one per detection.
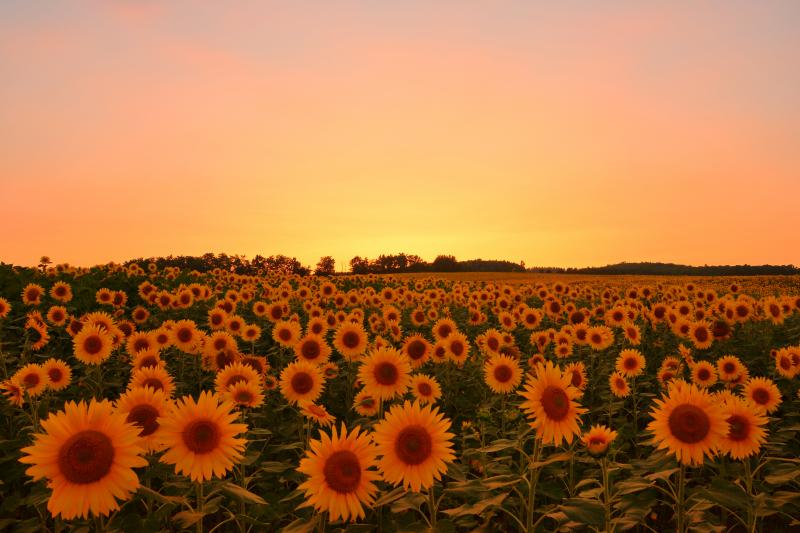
[{"xmin": 1, "ymin": 262, "xmax": 799, "ymax": 533}]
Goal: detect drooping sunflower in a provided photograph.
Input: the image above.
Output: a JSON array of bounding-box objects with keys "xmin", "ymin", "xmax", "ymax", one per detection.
[
  {"xmin": 647, "ymin": 382, "xmax": 728, "ymax": 466},
  {"xmin": 353, "ymin": 389, "xmax": 379, "ymax": 417},
  {"xmin": 300, "ymin": 402, "xmax": 336, "ymax": 427},
  {"xmin": 73, "ymin": 324, "xmax": 114, "ymax": 365},
  {"xmin": 333, "ymin": 323, "xmax": 369, "ymax": 361},
  {"xmin": 718, "ymin": 396, "xmax": 768, "ymax": 460},
  {"xmin": 1, "ymin": 377, "xmax": 25, "ymax": 407},
  {"xmin": 409, "ymin": 374, "xmax": 442, "ymax": 405},
  {"xmin": 19, "ymin": 399, "xmax": 147, "ymax": 519},
  {"xmin": 581, "ymin": 424, "xmax": 618, "ymax": 457},
  {"xmin": 616, "ymin": 349, "xmax": 645, "ymax": 378},
  {"xmin": 42, "ymin": 358, "xmax": 72, "ymax": 391},
  {"xmin": 14, "ymin": 363, "xmax": 49, "ymax": 397},
  {"xmin": 128, "ymin": 366, "xmax": 175, "ymax": 397},
  {"xmin": 519, "ymin": 361, "xmax": 587, "ymax": 446},
  {"xmin": 358, "ymin": 348, "xmax": 411, "ymax": 401},
  {"xmin": 483, "ymin": 355, "xmax": 522, "ymax": 394},
  {"xmin": 372, "ymin": 401, "xmax": 455, "ymax": 492},
  {"xmin": 690, "ymin": 361, "xmax": 718, "ymax": 388},
  {"xmin": 741, "ymin": 377, "xmax": 782, "ymax": 414},
  {"xmin": 115, "ymin": 386, "xmax": 172, "ymax": 452},
  {"xmin": 296, "ymin": 424, "xmax": 380, "ymax": 522},
  {"xmin": 280, "ymin": 360, "xmax": 325, "ymax": 405},
  {"xmin": 294, "ymin": 333, "xmax": 332, "ymax": 365},
  {"xmin": 159, "ymin": 391, "xmax": 247, "ymax": 481},
  {"xmin": 609, "ymin": 372, "xmax": 630, "ymax": 398}
]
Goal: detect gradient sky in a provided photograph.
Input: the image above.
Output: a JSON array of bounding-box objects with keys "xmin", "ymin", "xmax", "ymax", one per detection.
[{"xmin": 1, "ymin": 1, "xmax": 799, "ymax": 269}]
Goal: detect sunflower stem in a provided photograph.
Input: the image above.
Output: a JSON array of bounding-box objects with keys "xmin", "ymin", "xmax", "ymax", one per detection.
[
  {"xmin": 675, "ymin": 463, "xmax": 686, "ymax": 533},
  {"xmin": 526, "ymin": 438, "xmax": 542, "ymax": 533},
  {"xmin": 631, "ymin": 377, "xmax": 638, "ymax": 458},
  {"xmin": 743, "ymin": 458, "xmax": 757, "ymax": 533},
  {"xmin": 601, "ymin": 456, "xmax": 613, "ymax": 532},
  {"xmin": 196, "ymin": 481, "xmax": 205, "ymax": 533},
  {"xmin": 428, "ymin": 486, "xmax": 438, "ymax": 528}
]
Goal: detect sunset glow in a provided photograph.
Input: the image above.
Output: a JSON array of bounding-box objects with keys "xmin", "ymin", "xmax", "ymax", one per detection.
[{"xmin": 1, "ymin": 1, "xmax": 798, "ymax": 267}]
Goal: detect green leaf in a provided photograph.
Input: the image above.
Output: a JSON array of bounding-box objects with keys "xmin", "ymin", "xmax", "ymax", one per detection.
[
  {"xmin": 441, "ymin": 492, "xmax": 508, "ymax": 518},
  {"xmin": 282, "ymin": 515, "xmax": 320, "ymax": 533},
  {"xmin": 391, "ymin": 492, "xmax": 426, "ymax": 514},
  {"xmin": 373, "ymin": 486, "xmax": 407, "ymax": 507},
  {"xmin": 764, "ymin": 462, "xmax": 800, "ymax": 485},
  {"xmin": 137, "ymin": 485, "xmax": 188, "ymax": 506},
  {"xmin": 220, "ymin": 481, "xmax": 267, "ymax": 505},
  {"xmin": 172, "ymin": 510, "xmax": 205, "ymax": 528},
  {"xmin": 531, "ymin": 451, "xmax": 573, "ymax": 468},
  {"xmin": 259, "ymin": 461, "xmax": 293, "ymax": 474},
  {"xmin": 477, "ymin": 439, "xmax": 518, "ymax": 453},
  {"xmin": 550, "ymin": 498, "xmax": 605, "ymax": 527}
]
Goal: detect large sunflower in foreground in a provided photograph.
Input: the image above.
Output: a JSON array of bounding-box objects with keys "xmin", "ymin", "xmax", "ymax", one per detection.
[
  {"xmin": 718, "ymin": 396, "xmax": 768, "ymax": 460},
  {"xmin": 159, "ymin": 391, "xmax": 247, "ymax": 482},
  {"xmin": 19, "ymin": 399, "xmax": 147, "ymax": 519},
  {"xmin": 519, "ymin": 361, "xmax": 587, "ymax": 446},
  {"xmin": 647, "ymin": 381, "xmax": 728, "ymax": 466},
  {"xmin": 297, "ymin": 424, "xmax": 380, "ymax": 522},
  {"xmin": 373, "ymin": 401, "xmax": 455, "ymax": 492}
]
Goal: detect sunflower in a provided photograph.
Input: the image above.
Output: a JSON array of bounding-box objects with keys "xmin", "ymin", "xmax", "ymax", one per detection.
[
  {"xmin": 19, "ymin": 399, "xmax": 147, "ymax": 519},
  {"xmin": 621, "ymin": 322, "xmax": 641, "ymax": 346},
  {"xmin": 1, "ymin": 378, "xmax": 25, "ymax": 407},
  {"xmin": 224, "ymin": 380, "xmax": 265, "ymax": 409},
  {"xmin": 0, "ymin": 297, "xmax": 11, "ymax": 319},
  {"xmin": 431, "ymin": 318, "xmax": 457, "ymax": 341},
  {"xmin": 300, "ymin": 402, "xmax": 336, "ymax": 427},
  {"xmin": 741, "ymin": 377, "xmax": 782, "ymax": 414},
  {"xmin": 333, "ymin": 323, "xmax": 369, "ymax": 361},
  {"xmin": 215, "ymin": 362, "xmax": 262, "ymax": 395},
  {"xmin": 610, "ymin": 372, "xmax": 631, "ymax": 398},
  {"xmin": 484, "ymin": 329, "xmax": 506, "ymax": 355},
  {"xmin": 46, "ymin": 306, "xmax": 68, "ymax": 326},
  {"xmin": 689, "ymin": 322, "xmax": 713, "ymax": 350},
  {"xmin": 132, "ymin": 348, "xmax": 164, "ymax": 371},
  {"xmin": 128, "ymin": 366, "xmax": 175, "ymax": 397},
  {"xmin": 208, "ymin": 308, "xmax": 228, "ymax": 330},
  {"xmin": 564, "ymin": 362, "xmax": 588, "ymax": 392},
  {"xmin": 204, "ymin": 330, "xmax": 237, "ymax": 356},
  {"xmin": 48, "ymin": 281, "xmax": 73, "ymax": 303},
  {"xmin": 170, "ymin": 320, "xmax": 199, "ymax": 353},
  {"xmin": 716, "ymin": 355, "xmax": 745, "ymax": 382},
  {"xmin": 616, "ymin": 349, "xmax": 645, "ymax": 378},
  {"xmin": 73, "ymin": 324, "xmax": 114, "ymax": 365},
  {"xmin": 294, "ymin": 334, "xmax": 332, "ymax": 365},
  {"xmin": 519, "ymin": 361, "xmax": 587, "ymax": 446},
  {"xmin": 358, "ymin": 348, "xmax": 411, "ymax": 401},
  {"xmin": 42, "ymin": 358, "xmax": 72, "ymax": 391},
  {"xmin": 718, "ymin": 396, "xmax": 768, "ymax": 460},
  {"xmin": 280, "ymin": 360, "xmax": 325, "ymax": 405},
  {"xmin": 402, "ymin": 335, "xmax": 432, "ymax": 369},
  {"xmin": 240, "ymin": 355, "xmax": 270, "ymax": 376},
  {"xmin": 297, "ymin": 423, "xmax": 380, "ymax": 522},
  {"xmin": 115, "ymin": 386, "xmax": 172, "ymax": 452},
  {"xmin": 353, "ymin": 390, "xmax": 379, "ymax": 417},
  {"xmin": 581, "ymin": 425, "xmax": 618, "ymax": 457},
  {"xmin": 690, "ymin": 361, "xmax": 718, "ymax": 388},
  {"xmin": 774, "ymin": 350, "xmax": 796, "ymax": 378},
  {"xmin": 409, "ymin": 374, "xmax": 442, "ymax": 405},
  {"xmin": 22, "ymin": 283, "xmax": 44, "ymax": 305},
  {"xmin": 159, "ymin": 391, "xmax": 247, "ymax": 481},
  {"xmin": 445, "ymin": 332, "xmax": 470, "ymax": 366},
  {"xmin": 647, "ymin": 382, "xmax": 728, "ymax": 466},
  {"xmin": 14, "ymin": 363, "xmax": 49, "ymax": 397},
  {"xmin": 586, "ymin": 326, "xmax": 614, "ymax": 351},
  {"xmin": 373, "ymin": 401, "xmax": 455, "ymax": 491},
  {"xmin": 484, "ymin": 355, "xmax": 522, "ymax": 394}
]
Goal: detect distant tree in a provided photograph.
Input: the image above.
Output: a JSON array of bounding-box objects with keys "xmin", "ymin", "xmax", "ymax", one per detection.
[
  {"xmin": 350, "ymin": 256, "xmax": 371, "ymax": 274},
  {"xmin": 315, "ymin": 256, "xmax": 336, "ymax": 276},
  {"xmin": 431, "ymin": 255, "xmax": 459, "ymax": 272}
]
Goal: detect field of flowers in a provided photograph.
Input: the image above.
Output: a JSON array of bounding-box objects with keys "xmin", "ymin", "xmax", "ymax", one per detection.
[{"xmin": 0, "ymin": 262, "xmax": 798, "ymax": 532}]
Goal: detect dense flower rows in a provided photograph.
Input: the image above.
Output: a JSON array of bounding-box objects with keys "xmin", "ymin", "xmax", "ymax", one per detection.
[{"xmin": 0, "ymin": 263, "xmax": 798, "ymax": 532}]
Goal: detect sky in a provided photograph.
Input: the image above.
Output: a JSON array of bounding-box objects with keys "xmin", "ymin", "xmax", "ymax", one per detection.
[{"xmin": 1, "ymin": 1, "xmax": 799, "ymax": 269}]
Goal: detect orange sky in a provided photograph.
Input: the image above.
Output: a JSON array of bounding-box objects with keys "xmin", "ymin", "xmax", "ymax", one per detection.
[{"xmin": 1, "ymin": 1, "xmax": 798, "ymax": 269}]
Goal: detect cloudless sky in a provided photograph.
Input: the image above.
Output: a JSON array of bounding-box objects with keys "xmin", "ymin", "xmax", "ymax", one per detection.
[{"xmin": 1, "ymin": 1, "xmax": 799, "ymax": 268}]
